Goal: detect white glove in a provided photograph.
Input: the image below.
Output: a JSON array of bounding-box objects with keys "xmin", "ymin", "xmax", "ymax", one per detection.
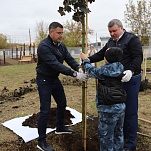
[
  {"xmin": 121, "ymin": 70, "xmax": 133, "ymax": 82},
  {"xmin": 78, "ymin": 68, "xmax": 84, "ymax": 73},
  {"xmin": 76, "ymin": 72, "xmax": 89, "ymax": 82}
]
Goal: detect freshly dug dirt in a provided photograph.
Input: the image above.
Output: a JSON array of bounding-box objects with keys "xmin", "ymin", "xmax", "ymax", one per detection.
[
  {"xmin": 6, "ymin": 108, "xmax": 150, "ymax": 151},
  {"xmin": 22, "ymin": 108, "xmax": 75, "ymax": 128},
  {"xmin": 21, "ymin": 108, "xmax": 99, "ymax": 151}
]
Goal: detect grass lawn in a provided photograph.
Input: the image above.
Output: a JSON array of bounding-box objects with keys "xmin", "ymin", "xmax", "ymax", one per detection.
[{"xmin": 0, "ymin": 59, "xmax": 151, "ymax": 150}]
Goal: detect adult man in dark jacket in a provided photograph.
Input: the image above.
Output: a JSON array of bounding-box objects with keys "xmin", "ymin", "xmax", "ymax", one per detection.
[
  {"xmin": 36, "ymin": 22, "xmax": 88, "ymax": 151},
  {"xmin": 88, "ymin": 19, "xmax": 143, "ymax": 151}
]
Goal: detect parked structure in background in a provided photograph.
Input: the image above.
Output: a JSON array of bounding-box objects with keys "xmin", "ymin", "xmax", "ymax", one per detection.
[{"xmin": 100, "ymin": 36, "xmax": 110, "ymax": 48}]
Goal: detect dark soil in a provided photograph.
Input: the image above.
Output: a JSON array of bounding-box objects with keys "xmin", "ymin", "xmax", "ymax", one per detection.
[
  {"xmin": 13, "ymin": 107, "xmax": 100, "ymax": 151},
  {"xmin": 22, "ymin": 108, "xmax": 75, "ymax": 128},
  {"xmin": 13, "ymin": 108, "xmax": 150, "ymax": 151}
]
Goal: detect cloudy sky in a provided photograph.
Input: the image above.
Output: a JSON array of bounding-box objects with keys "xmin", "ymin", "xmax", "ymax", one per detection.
[{"xmin": 0, "ymin": 0, "xmax": 133, "ymax": 44}]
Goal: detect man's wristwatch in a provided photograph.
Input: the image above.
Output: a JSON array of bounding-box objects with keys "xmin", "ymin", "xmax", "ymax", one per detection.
[{"xmin": 73, "ymin": 72, "xmax": 77, "ymax": 77}]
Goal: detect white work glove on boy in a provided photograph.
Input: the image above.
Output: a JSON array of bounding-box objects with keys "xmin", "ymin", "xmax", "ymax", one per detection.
[
  {"xmin": 121, "ymin": 70, "xmax": 133, "ymax": 82},
  {"xmin": 76, "ymin": 72, "xmax": 88, "ymax": 82}
]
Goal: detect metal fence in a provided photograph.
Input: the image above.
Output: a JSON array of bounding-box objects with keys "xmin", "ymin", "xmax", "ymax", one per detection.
[
  {"xmin": 1, "ymin": 46, "xmax": 151, "ymax": 65},
  {"xmin": 0, "ymin": 45, "xmax": 36, "ymax": 59},
  {"xmin": 0, "ymin": 47, "xmax": 82, "ymax": 60}
]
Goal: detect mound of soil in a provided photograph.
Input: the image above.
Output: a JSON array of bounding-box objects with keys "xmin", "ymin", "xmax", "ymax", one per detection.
[
  {"xmin": 22, "ymin": 108, "xmax": 75, "ymax": 128},
  {"xmin": 17, "ymin": 108, "xmax": 150, "ymax": 151},
  {"xmin": 21, "ymin": 108, "xmax": 99, "ymax": 151}
]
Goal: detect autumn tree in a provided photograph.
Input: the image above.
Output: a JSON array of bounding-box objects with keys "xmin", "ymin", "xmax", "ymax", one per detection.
[
  {"xmin": 62, "ymin": 20, "xmax": 93, "ymax": 47},
  {"xmin": 0, "ymin": 34, "xmax": 8, "ymax": 49},
  {"xmin": 35, "ymin": 20, "xmax": 48, "ymax": 44},
  {"xmin": 124, "ymin": 0, "xmax": 151, "ymax": 45}
]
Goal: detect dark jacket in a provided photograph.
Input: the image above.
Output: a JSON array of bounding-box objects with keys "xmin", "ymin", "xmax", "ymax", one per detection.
[
  {"xmin": 36, "ymin": 35, "xmax": 79, "ymax": 79},
  {"xmin": 83, "ymin": 59, "xmax": 126, "ymax": 105},
  {"xmin": 98, "ymin": 76, "xmax": 126, "ymax": 105},
  {"xmin": 89, "ymin": 31, "xmax": 143, "ymax": 76}
]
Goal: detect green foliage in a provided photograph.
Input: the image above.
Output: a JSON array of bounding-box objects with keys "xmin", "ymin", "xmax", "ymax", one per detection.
[
  {"xmin": 0, "ymin": 63, "xmax": 36, "ymax": 91},
  {"xmin": 58, "ymin": 0, "xmax": 95, "ymax": 22},
  {"xmin": 124, "ymin": 0, "xmax": 151, "ymax": 46},
  {"xmin": 0, "ymin": 34, "xmax": 8, "ymax": 49},
  {"xmin": 62, "ymin": 20, "xmax": 94, "ymax": 47}
]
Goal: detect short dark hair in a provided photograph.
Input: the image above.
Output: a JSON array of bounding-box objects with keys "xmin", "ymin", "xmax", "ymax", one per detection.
[
  {"xmin": 108, "ymin": 19, "xmax": 123, "ymax": 28},
  {"xmin": 49, "ymin": 22, "xmax": 63, "ymax": 31},
  {"xmin": 105, "ymin": 47, "xmax": 123, "ymax": 63}
]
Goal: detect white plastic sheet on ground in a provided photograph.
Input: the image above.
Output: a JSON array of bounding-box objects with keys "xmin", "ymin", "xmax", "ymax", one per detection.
[{"xmin": 2, "ymin": 107, "xmax": 82, "ymax": 143}]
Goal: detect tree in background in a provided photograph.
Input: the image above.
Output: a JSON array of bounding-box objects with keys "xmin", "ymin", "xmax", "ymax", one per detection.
[
  {"xmin": 62, "ymin": 20, "xmax": 83, "ymax": 47},
  {"xmin": 0, "ymin": 34, "xmax": 8, "ymax": 49},
  {"xmin": 62, "ymin": 20, "xmax": 93, "ymax": 47},
  {"xmin": 124, "ymin": 0, "xmax": 151, "ymax": 46},
  {"xmin": 35, "ymin": 20, "xmax": 48, "ymax": 45}
]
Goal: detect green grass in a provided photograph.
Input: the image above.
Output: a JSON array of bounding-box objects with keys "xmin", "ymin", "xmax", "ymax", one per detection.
[
  {"xmin": 0, "ymin": 58, "xmax": 151, "ymax": 148},
  {"xmin": 0, "ymin": 63, "xmax": 37, "ymax": 90},
  {"xmin": 1, "ymin": 58, "xmax": 151, "ymax": 89}
]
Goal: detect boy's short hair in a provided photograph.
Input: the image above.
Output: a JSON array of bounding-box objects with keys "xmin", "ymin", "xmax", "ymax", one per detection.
[{"xmin": 104, "ymin": 47, "xmax": 123, "ymax": 63}]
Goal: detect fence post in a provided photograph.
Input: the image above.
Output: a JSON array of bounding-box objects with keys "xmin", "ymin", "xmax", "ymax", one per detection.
[
  {"xmin": 23, "ymin": 43, "xmax": 25, "ymax": 56},
  {"xmin": 33, "ymin": 43, "xmax": 36, "ymax": 62},
  {"xmin": 33, "ymin": 43, "xmax": 35, "ymax": 57},
  {"xmin": 3, "ymin": 50, "xmax": 5, "ymax": 64},
  {"xmin": 16, "ymin": 45, "xmax": 18, "ymax": 59},
  {"xmin": 29, "ymin": 44, "xmax": 31, "ymax": 55},
  {"xmin": 20, "ymin": 47, "xmax": 22, "ymax": 59},
  {"xmin": 12, "ymin": 48, "xmax": 13, "ymax": 59}
]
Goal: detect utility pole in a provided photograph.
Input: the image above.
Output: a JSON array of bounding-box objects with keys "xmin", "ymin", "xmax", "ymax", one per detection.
[{"xmin": 96, "ymin": 32, "xmax": 97, "ymax": 45}]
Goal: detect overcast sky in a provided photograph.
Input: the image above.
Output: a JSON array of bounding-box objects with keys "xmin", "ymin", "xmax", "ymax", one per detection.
[{"xmin": 0, "ymin": 0, "xmax": 133, "ymax": 44}]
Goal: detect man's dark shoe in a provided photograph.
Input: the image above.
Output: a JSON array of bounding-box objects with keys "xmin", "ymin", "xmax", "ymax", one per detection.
[
  {"xmin": 124, "ymin": 147, "xmax": 136, "ymax": 151},
  {"xmin": 37, "ymin": 141, "xmax": 54, "ymax": 151},
  {"xmin": 55, "ymin": 127, "xmax": 73, "ymax": 134}
]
